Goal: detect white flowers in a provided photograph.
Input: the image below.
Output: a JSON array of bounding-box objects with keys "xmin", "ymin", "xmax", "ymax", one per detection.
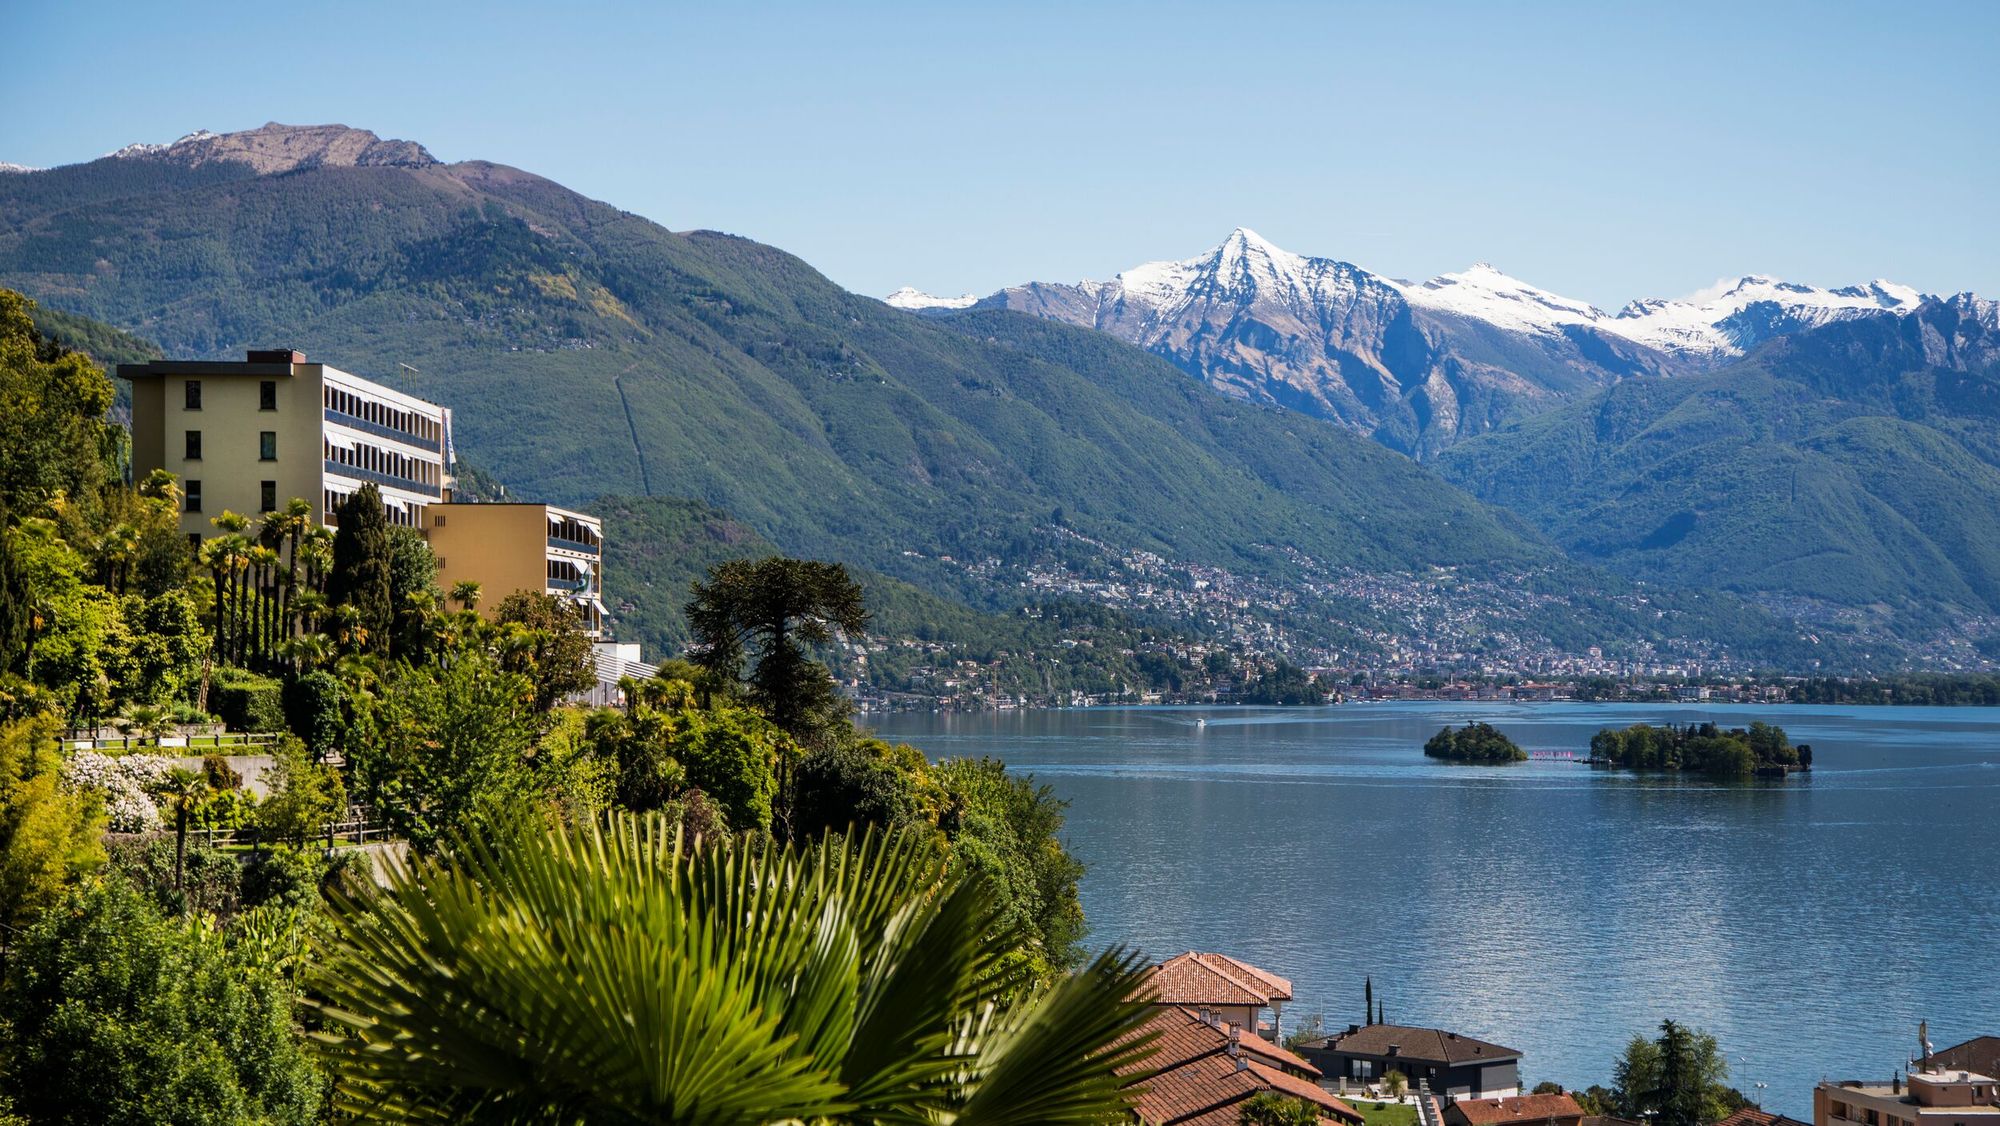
[{"xmin": 62, "ymin": 751, "xmax": 178, "ymax": 833}]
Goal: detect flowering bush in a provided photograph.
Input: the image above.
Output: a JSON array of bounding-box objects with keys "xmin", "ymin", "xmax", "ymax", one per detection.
[{"xmin": 62, "ymin": 751, "xmax": 177, "ymax": 832}]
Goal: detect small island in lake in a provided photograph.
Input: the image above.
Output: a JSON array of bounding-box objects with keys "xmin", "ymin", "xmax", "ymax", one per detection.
[
  {"xmin": 1424, "ymin": 722, "xmax": 1528, "ymax": 763},
  {"xmin": 1589, "ymin": 721, "xmax": 1812, "ymax": 778}
]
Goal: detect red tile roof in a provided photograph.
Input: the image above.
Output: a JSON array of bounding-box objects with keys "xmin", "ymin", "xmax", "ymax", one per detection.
[
  {"xmin": 1449, "ymin": 1093, "xmax": 1586, "ymax": 1126},
  {"xmin": 1713, "ymin": 1108, "xmax": 1810, "ymax": 1126},
  {"xmin": 1116, "ymin": 1007, "xmax": 1360, "ymax": 1126},
  {"xmin": 1146, "ymin": 952, "xmax": 1295, "ymax": 1007}
]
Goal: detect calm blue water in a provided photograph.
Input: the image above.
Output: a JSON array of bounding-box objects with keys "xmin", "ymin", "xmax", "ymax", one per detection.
[{"xmin": 871, "ymin": 703, "xmax": 2000, "ymax": 1116}]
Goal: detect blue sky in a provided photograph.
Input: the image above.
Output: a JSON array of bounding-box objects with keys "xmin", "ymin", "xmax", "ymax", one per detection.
[{"xmin": 7, "ymin": 0, "xmax": 1996, "ymax": 308}]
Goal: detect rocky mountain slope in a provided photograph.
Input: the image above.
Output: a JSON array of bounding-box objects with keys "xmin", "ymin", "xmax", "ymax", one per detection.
[{"xmin": 892, "ymin": 229, "xmax": 1938, "ymax": 456}]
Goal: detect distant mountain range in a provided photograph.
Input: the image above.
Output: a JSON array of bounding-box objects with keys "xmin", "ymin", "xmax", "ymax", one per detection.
[
  {"xmin": 890, "ymin": 229, "xmax": 1941, "ymax": 456},
  {"xmin": 4, "ymin": 122, "xmax": 1994, "ymax": 668}
]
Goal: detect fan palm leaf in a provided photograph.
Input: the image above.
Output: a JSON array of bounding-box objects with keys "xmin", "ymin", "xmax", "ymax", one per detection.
[{"xmin": 307, "ymin": 813, "xmax": 1155, "ymax": 1124}]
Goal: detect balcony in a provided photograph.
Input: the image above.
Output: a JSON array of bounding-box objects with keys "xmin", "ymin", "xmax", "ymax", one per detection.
[
  {"xmin": 325, "ymin": 460, "xmax": 442, "ymax": 498},
  {"xmin": 324, "ymin": 408, "xmax": 442, "ymax": 453},
  {"xmin": 548, "ymin": 534, "xmax": 602, "ymax": 555}
]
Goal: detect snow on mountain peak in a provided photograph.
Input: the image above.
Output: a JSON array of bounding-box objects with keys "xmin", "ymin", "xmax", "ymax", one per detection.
[
  {"xmin": 0, "ymin": 161, "xmax": 37, "ymax": 174},
  {"xmin": 884, "ymin": 287, "xmax": 978, "ymax": 311},
  {"xmin": 1397, "ymin": 262, "xmax": 1610, "ymax": 335}
]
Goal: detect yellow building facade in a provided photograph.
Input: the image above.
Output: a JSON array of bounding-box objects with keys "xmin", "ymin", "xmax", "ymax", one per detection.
[
  {"xmin": 427, "ymin": 503, "xmax": 606, "ymax": 638},
  {"xmin": 123, "ymin": 349, "xmax": 609, "ymax": 641},
  {"xmin": 121, "ymin": 349, "xmax": 450, "ymax": 536}
]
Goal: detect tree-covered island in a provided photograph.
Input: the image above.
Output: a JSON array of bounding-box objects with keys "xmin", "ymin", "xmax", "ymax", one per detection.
[
  {"xmin": 1589, "ymin": 721, "xmax": 1810, "ymax": 778},
  {"xmin": 1423, "ymin": 721, "xmax": 1528, "ymax": 763}
]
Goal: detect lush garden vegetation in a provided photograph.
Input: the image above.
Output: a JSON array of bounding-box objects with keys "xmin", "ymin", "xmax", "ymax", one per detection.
[
  {"xmin": 1423, "ymin": 721, "xmax": 1528, "ymax": 763},
  {"xmin": 0, "ymin": 290, "xmax": 1144, "ymax": 1121},
  {"xmin": 1588, "ymin": 721, "xmax": 1806, "ymax": 777}
]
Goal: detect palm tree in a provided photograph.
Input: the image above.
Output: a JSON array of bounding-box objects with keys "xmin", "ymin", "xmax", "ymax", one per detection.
[
  {"xmin": 157, "ymin": 767, "xmax": 210, "ymax": 892},
  {"xmin": 99, "ymin": 522, "xmax": 140, "ymax": 594},
  {"xmin": 307, "ymin": 815, "xmax": 1156, "ymax": 1124},
  {"xmin": 249, "ymin": 545, "xmax": 283, "ymax": 664},
  {"xmin": 301, "ymin": 526, "xmax": 334, "ymax": 595},
  {"xmin": 197, "ymin": 538, "xmax": 232, "ymax": 657},
  {"xmin": 448, "ymin": 580, "xmax": 482, "ymax": 613},
  {"xmin": 275, "ymin": 497, "xmax": 313, "ymax": 642}
]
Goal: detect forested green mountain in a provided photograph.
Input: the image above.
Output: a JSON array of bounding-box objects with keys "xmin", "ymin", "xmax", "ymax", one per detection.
[
  {"xmin": 1436, "ymin": 298, "xmax": 2000, "ymax": 639},
  {"xmin": 0, "ymin": 128, "xmax": 1541, "ymax": 583},
  {"xmin": 0, "ymin": 123, "xmax": 1861, "ymax": 669}
]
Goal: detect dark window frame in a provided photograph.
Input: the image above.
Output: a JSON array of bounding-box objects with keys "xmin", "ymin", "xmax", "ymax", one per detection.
[
  {"xmin": 260, "ymin": 480, "xmax": 277, "ymax": 512},
  {"xmin": 259, "ymin": 380, "xmax": 278, "ymax": 410},
  {"xmin": 259, "ymin": 431, "xmax": 277, "ymax": 461},
  {"xmin": 185, "ymin": 480, "xmax": 202, "ymax": 513},
  {"xmin": 184, "ymin": 380, "xmax": 202, "ymax": 410},
  {"xmin": 184, "ymin": 430, "xmax": 201, "ymax": 460}
]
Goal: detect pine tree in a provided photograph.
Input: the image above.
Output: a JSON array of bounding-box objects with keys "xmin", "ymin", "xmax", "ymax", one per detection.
[{"xmin": 327, "ymin": 485, "xmax": 392, "ymax": 655}]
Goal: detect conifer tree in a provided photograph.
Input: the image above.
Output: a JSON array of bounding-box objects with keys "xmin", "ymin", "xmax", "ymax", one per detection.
[{"xmin": 327, "ymin": 485, "xmax": 393, "ymax": 655}]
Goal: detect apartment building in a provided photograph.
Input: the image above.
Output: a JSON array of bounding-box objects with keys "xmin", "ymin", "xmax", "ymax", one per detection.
[
  {"xmin": 1817, "ymin": 1069, "xmax": 2000, "ymax": 1126},
  {"xmin": 125, "ymin": 348, "xmax": 616, "ymax": 651},
  {"xmin": 120, "ymin": 349, "xmax": 450, "ymax": 538},
  {"xmin": 427, "ymin": 503, "xmax": 607, "ymax": 638}
]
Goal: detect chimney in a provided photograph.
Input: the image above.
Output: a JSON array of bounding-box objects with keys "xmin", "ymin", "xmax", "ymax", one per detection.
[
  {"xmin": 1349, "ymin": 1025, "xmax": 1362, "ymax": 1035},
  {"xmin": 1893, "ymin": 1073, "xmax": 1901, "ymax": 1095},
  {"xmin": 1230, "ymin": 1024, "xmax": 1243, "ymax": 1055}
]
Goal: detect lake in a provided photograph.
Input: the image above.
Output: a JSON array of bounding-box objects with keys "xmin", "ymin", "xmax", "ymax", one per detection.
[{"xmin": 870, "ymin": 702, "xmax": 2000, "ymax": 1116}]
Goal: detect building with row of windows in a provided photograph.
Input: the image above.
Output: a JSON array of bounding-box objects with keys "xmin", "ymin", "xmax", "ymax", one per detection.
[{"xmin": 120, "ymin": 349, "xmax": 607, "ymax": 639}]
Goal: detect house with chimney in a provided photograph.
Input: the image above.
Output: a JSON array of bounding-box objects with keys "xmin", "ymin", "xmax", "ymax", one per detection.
[
  {"xmin": 1143, "ymin": 952, "xmax": 1293, "ymax": 1041},
  {"xmin": 1116, "ymin": 1006, "xmax": 1364, "ymax": 1126},
  {"xmin": 1294, "ymin": 1022, "xmax": 1523, "ymax": 1101}
]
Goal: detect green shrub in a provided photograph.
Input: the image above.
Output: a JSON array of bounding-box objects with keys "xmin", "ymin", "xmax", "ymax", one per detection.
[{"xmin": 211, "ymin": 668, "xmax": 283, "ymax": 733}]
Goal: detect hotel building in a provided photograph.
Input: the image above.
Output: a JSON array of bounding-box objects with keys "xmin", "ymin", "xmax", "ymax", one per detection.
[
  {"xmin": 122, "ymin": 349, "xmax": 610, "ymax": 640},
  {"xmin": 120, "ymin": 349, "xmax": 449, "ymax": 536},
  {"xmin": 427, "ymin": 503, "xmax": 607, "ymax": 638}
]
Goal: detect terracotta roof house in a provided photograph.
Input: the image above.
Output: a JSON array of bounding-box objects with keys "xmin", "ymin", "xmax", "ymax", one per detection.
[
  {"xmin": 1296, "ymin": 1023, "xmax": 1523, "ymax": 1101},
  {"xmin": 1444, "ymin": 1092, "xmax": 1586, "ymax": 1126},
  {"xmin": 1712, "ymin": 1107, "xmax": 1811, "ymax": 1126},
  {"xmin": 1144, "ymin": 952, "xmax": 1294, "ymax": 1041},
  {"xmin": 1116, "ymin": 1006, "xmax": 1363, "ymax": 1126}
]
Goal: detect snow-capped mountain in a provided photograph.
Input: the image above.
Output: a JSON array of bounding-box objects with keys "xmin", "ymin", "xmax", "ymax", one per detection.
[
  {"xmin": 884, "ymin": 286, "xmax": 979, "ymax": 311},
  {"xmin": 0, "ymin": 162, "xmax": 37, "ymax": 175},
  {"xmin": 887, "ymin": 230, "xmax": 1947, "ymax": 454}
]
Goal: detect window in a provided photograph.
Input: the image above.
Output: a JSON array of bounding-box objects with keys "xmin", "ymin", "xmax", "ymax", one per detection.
[
  {"xmin": 187, "ymin": 533, "xmax": 202, "ymax": 550},
  {"xmin": 434, "ymin": 514, "xmax": 446, "ymax": 527},
  {"xmin": 185, "ymin": 480, "xmax": 202, "ymax": 513},
  {"xmin": 260, "ymin": 481, "xmax": 276, "ymax": 512},
  {"xmin": 260, "ymin": 380, "xmax": 277, "ymax": 410},
  {"xmin": 184, "ymin": 430, "xmax": 201, "ymax": 460},
  {"xmin": 260, "ymin": 431, "xmax": 277, "ymax": 460},
  {"xmin": 184, "ymin": 380, "xmax": 201, "ymax": 410}
]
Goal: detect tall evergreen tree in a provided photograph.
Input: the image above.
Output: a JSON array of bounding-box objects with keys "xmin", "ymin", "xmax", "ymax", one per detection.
[
  {"xmin": 686, "ymin": 556, "xmax": 868, "ymax": 741},
  {"xmin": 0, "ymin": 506, "xmax": 28, "ymax": 674},
  {"xmin": 327, "ymin": 485, "xmax": 393, "ymax": 656}
]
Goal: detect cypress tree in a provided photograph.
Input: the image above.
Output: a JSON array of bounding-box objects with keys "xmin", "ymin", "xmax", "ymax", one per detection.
[
  {"xmin": 0, "ymin": 503, "xmax": 27, "ymax": 674},
  {"xmin": 327, "ymin": 485, "xmax": 393, "ymax": 655}
]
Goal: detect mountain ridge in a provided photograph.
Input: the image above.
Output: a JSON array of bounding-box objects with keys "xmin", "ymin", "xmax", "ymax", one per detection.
[{"xmin": 889, "ymin": 229, "xmax": 1953, "ymax": 455}]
